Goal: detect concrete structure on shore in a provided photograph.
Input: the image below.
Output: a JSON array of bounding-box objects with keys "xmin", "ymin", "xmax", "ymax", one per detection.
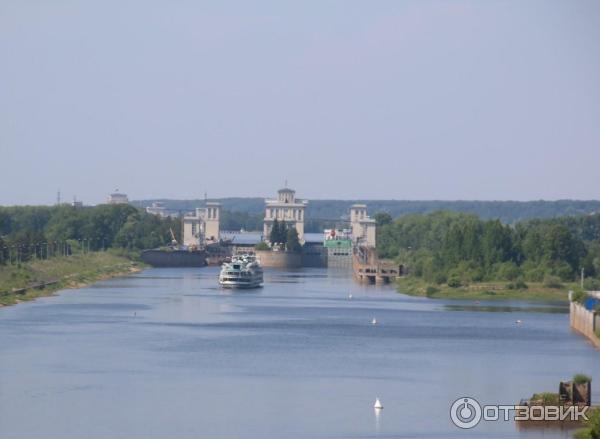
[
  {"xmin": 182, "ymin": 202, "xmax": 221, "ymax": 247},
  {"xmin": 255, "ymin": 249, "xmax": 302, "ymax": 268},
  {"xmin": 353, "ymin": 246, "xmax": 401, "ymax": 284},
  {"xmin": 570, "ymin": 291, "xmax": 600, "ymax": 349},
  {"xmin": 106, "ymin": 190, "xmax": 129, "ymax": 205},
  {"xmin": 264, "ymin": 188, "xmax": 307, "ymax": 244},
  {"xmin": 350, "ymin": 204, "xmax": 376, "ymax": 247},
  {"xmin": 146, "ymin": 202, "xmax": 169, "ymax": 218},
  {"xmin": 324, "ymin": 228, "xmax": 353, "ymax": 268}
]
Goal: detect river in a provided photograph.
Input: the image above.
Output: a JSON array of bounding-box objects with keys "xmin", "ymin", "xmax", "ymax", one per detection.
[{"xmin": 1, "ymin": 267, "xmax": 598, "ymax": 438}]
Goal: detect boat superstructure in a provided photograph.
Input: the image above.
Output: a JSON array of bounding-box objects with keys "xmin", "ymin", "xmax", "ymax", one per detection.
[{"xmin": 219, "ymin": 253, "xmax": 263, "ymax": 288}]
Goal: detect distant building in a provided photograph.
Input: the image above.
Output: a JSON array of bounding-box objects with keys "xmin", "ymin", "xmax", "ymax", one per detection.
[
  {"xmin": 264, "ymin": 188, "xmax": 307, "ymax": 244},
  {"xmin": 350, "ymin": 204, "xmax": 376, "ymax": 247},
  {"xmin": 182, "ymin": 202, "xmax": 221, "ymax": 247},
  {"xmin": 146, "ymin": 202, "xmax": 168, "ymax": 218},
  {"xmin": 324, "ymin": 228, "xmax": 353, "ymax": 267},
  {"xmin": 71, "ymin": 198, "xmax": 83, "ymax": 209},
  {"xmin": 106, "ymin": 191, "xmax": 129, "ymax": 205}
]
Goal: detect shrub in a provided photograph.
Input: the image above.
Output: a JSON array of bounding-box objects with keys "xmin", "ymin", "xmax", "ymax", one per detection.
[
  {"xmin": 573, "ymin": 373, "xmax": 592, "ymax": 384},
  {"xmin": 531, "ymin": 392, "xmax": 560, "ymax": 406},
  {"xmin": 523, "ymin": 266, "xmax": 546, "ymax": 283},
  {"xmin": 495, "ymin": 262, "xmax": 521, "ymax": 281},
  {"xmin": 514, "ymin": 279, "xmax": 528, "ymax": 290},
  {"xmin": 254, "ymin": 242, "xmax": 270, "ymax": 251},
  {"xmin": 447, "ymin": 275, "xmax": 462, "ymax": 288},
  {"xmin": 434, "ymin": 272, "xmax": 447, "ymax": 285},
  {"xmin": 553, "ymin": 262, "xmax": 575, "ymax": 282},
  {"xmin": 425, "ymin": 286, "xmax": 439, "ymax": 297},
  {"xmin": 588, "ymin": 408, "xmax": 600, "ymax": 439},
  {"xmin": 572, "ymin": 290, "xmax": 589, "ymax": 304},
  {"xmin": 470, "ymin": 269, "xmax": 485, "ymax": 282},
  {"xmin": 584, "ymin": 278, "xmax": 600, "ymax": 291},
  {"xmin": 544, "ymin": 275, "xmax": 564, "ymax": 289},
  {"xmin": 506, "ymin": 281, "xmax": 527, "ymax": 290},
  {"xmin": 574, "ymin": 427, "xmax": 592, "ymax": 439}
]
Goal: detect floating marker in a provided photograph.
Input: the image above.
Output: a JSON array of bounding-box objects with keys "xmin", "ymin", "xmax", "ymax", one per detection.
[
  {"xmin": 374, "ymin": 397, "xmax": 383, "ymax": 409},
  {"xmin": 372, "ymin": 318, "xmax": 377, "ymax": 325},
  {"xmin": 348, "ymin": 294, "xmax": 353, "ymax": 300},
  {"xmin": 516, "ymin": 319, "xmax": 522, "ymax": 324}
]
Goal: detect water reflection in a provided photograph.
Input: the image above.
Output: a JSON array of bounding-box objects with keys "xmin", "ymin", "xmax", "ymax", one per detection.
[{"xmin": 374, "ymin": 407, "xmax": 382, "ymax": 434}]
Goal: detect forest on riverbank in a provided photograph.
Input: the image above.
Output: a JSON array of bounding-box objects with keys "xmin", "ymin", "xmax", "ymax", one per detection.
[
  {"xmin": 376, "ymin": 212, "xmax": 600, "ymax": 299},
  {"xmin": 0, "ymin": 204, "xmax": 179, "ymax": 264},
  {"xmin": 0, "ymin": 204, "xmax": 176, "ymax": 305}
]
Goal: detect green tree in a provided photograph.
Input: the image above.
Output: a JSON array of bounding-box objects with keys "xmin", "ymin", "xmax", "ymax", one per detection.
[
  {"xmin": 255, "ymin": 241, "xmax": 270, "ymax": 251},
  {"xmin": 269, "ymin": 219, "xmax": 280, "ymax": 244},
  {"xmin": 278, "ymin": 221, "xmax": 287, "ymax": 244},
  {"xmin": 374, "ymin": 212, "xmax": 393, "ymax": 227},
  {"xmin": 286, "ymin": 227, "xmax": 302, "ymax": 253},
  {"xmin": 0, "ymin": 235, "xmax": 5, "ymax": 265}
]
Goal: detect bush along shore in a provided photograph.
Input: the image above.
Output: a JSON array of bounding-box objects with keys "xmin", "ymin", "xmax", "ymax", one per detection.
[
  {"xmin": 372, "ymin": 211, "xmax": 600, "ymax": 302},
  {"xmin": 0, "ymin": 250, "xmax": 144, "ymax": 306},
  {"xmin": 396, "ymin": 276, "xmax": 573, "ymax": 301}
]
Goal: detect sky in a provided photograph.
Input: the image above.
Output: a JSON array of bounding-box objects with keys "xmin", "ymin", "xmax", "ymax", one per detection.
[{"xmin": 1, "ymin": 0, "xmax": 599, "ymax": 205}]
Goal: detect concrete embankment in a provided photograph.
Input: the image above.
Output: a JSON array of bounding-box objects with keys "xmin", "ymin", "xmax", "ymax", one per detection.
[
  {"xmin": 570, "ymin": 301, "xmax": 600, "ymax": 349},
  {"xmin": 255, "ymin": 250, "xmax": 302, "ymax": 268}
]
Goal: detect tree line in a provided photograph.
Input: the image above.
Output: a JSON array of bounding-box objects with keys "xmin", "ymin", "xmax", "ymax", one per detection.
[
  {"xmin": 377, "ymin": 211, "xmax": 600, "ymax": 288},
  {"xmin": 0, "ymin": 204, "xmax": 180, "ymax": 264},
  {"xmin": 134, "ymin": 198, "xmax": 600, "ymax": 225}
]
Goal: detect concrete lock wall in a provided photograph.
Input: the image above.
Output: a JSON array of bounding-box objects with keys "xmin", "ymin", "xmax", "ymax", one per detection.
[
  {"xmin": 570, "ymin": 302, "xmax": 600, "ymax": 349},
  {"xmin": 302, "ymin": 248, "xmax": 327, "ymax": 268},
  {"xmin": 255, "ymin": 250, "xmax": 302, "ymax": 268},
  {"xmin": 141, "ymin": 250, "xmax": 207, "ymax": 267}
]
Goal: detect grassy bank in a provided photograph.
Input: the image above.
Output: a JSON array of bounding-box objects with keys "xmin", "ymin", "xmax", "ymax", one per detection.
[
  {"xmin": 396, "ymin": 276, "xmax": 572, "ymax": 301},
  {"xmin": 0, "ymin": 250, "xmax": 144, "ymax": 306}
]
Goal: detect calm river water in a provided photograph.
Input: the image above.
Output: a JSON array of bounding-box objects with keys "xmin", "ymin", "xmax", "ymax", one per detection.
[{"xmin": 1, "ymin": 267, "xmax": 599, "ymax": 439}]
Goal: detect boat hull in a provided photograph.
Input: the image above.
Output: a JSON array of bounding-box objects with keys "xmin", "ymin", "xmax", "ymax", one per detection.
[{"xmin": 219, "ymin": 280, "xmax": 263, "ymax": 289}]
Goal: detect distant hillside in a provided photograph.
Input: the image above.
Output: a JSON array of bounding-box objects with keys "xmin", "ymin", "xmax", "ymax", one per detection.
[{"xmin": 132, "ymin": 198, "xmax": 600, "ymax": 224}]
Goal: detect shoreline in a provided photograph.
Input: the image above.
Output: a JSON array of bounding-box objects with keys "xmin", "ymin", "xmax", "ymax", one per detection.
[
  {"xmin": 396, "ymin": 277, "xmax": 571, "ymax": 302},
  {"xmin": 0, "ymin": 253, "xmax": 145, "ymax": 307}
]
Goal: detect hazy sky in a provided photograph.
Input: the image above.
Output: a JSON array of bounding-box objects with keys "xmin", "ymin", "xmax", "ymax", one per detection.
[{"xmin": 1, "ymin": 0, "xmax": 599, "ymax": 205}]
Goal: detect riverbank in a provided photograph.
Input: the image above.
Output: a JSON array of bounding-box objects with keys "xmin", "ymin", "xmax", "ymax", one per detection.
[
  {"xmin": 0, "ymin": 251, "xmax": 144, "ymax": 306},
  {"xmin": 396, "ymin": 277, "xmax": 571, "ymax": 301}
]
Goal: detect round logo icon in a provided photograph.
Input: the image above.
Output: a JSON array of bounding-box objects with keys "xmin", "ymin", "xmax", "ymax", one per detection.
[{"xmin": 450, "ymin": 397, "xmax": 482, "ymax": 429}]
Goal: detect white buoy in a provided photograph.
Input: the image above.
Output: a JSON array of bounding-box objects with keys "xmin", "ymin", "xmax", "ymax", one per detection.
[
  {"xmin": 348, "ymin": 294, "xmax": 353, "ymax": 300},
  {"xmin": 516, "ymin": 319, "xmax": 522, "ymax": 324},
  {"xmin": 372, "ymin": 318, "xmax": 377, "ymax": 325},
  {"xmin": 374, "ymin": 397, "xmax": 383, "ymax": 409}
]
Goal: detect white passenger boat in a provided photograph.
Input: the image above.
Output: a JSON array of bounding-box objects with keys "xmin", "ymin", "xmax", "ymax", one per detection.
[{"xmin": 219, "ymin": 254, "xmax": 263, "ymax": 288}]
